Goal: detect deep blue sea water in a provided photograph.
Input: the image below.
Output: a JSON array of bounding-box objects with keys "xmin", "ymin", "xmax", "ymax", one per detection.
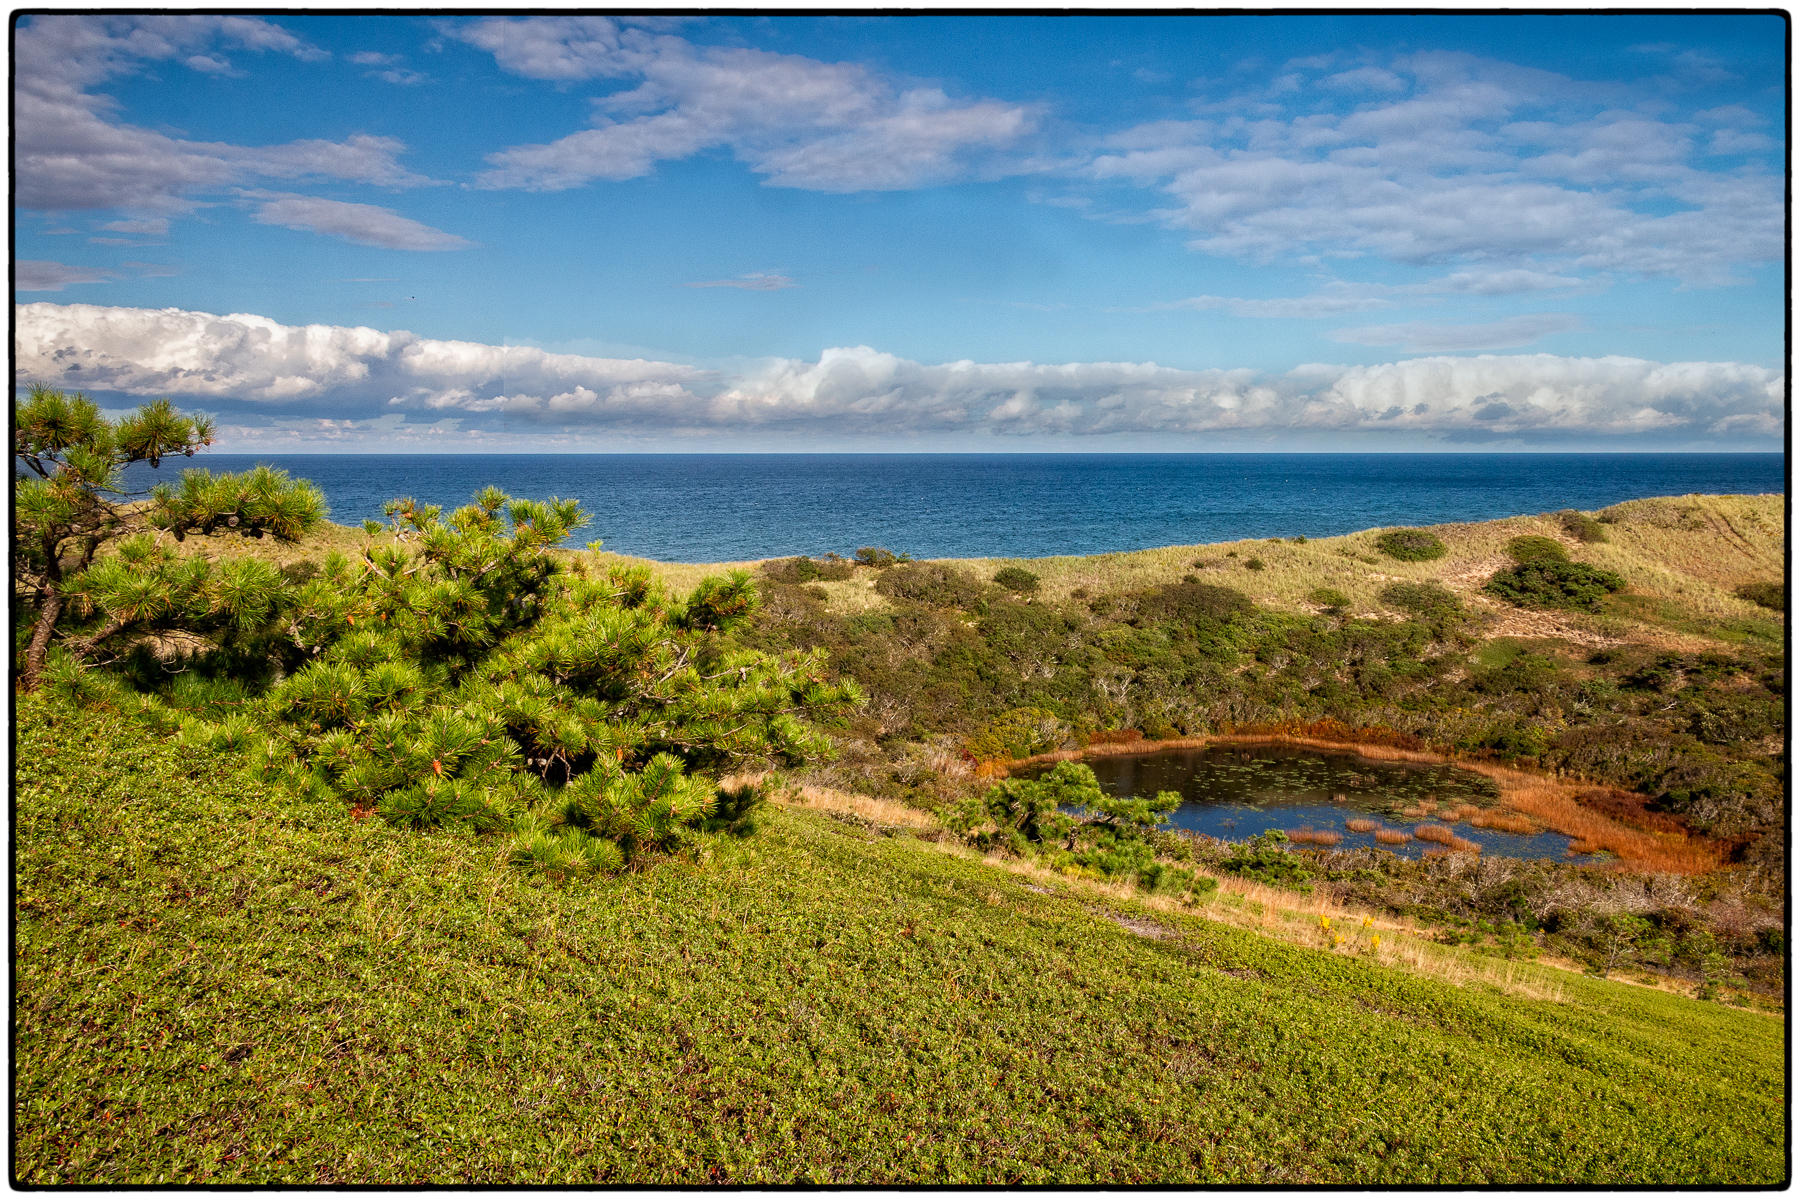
[{"xmin": 120, "ymin": 453, "xmax": 1784, "ymax": 561}]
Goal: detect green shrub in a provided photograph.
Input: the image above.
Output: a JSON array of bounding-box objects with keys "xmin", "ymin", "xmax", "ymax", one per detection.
[
  {"xmin": 1244, "ymin": 556, "xmax": 1267, "ymax": 572},
  {"xmin": 1378, "ymin": 581, "xmax": 1463, "ymax": 619},
  {"xmin": 761, "ymin": 555, "xmax": 854, "ymax": 584},
  {"xmin": 854, "ymin": 547, "xmax": 899, "ymax": 568},
  {"xmin": 1308, "ymin": 587, "xmax": 1351, "ymax": 613},
  {"xmin": 875, "ymin": 562, "xmax": 986, "ymax": 609},
  {"xmin": 992, "ymin": 566, "xmax": 1041, "ymax": 594},
  {"xmin": 1556, "ymin": 509, "xmax": 1609, "ymax": 543},
  {"xmin": 1506, "ymin": 535, "xmax": 1570, "ymax": 564},
  {"xmin": 1735, "ymin": 580, "xmax": 1784, "ymax": 611},
  {"xmin": 1375, "ymin": 528, "xmax": 1447, "ymax": 562},
  {"xmin": 1217, "ymin": 831, "xmax": 1314, "ymax": 890},
  {"xmin": 964, "ymin": 706, "xmax": 1068, "ymax": 761},
  {"xmin": 1485, "ymin": 560, "xmax": 1627, "ymax": 613}
]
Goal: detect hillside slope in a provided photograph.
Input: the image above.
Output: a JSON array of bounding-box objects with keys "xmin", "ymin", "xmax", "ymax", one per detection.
[{"xmin": 14, "ymin": 693, "xmax": 1785, "ymax": 1185}]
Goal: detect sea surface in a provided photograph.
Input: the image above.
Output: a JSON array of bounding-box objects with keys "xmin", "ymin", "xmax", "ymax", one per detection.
[{"xmin": 120, "ymin": 453, "xmax": 1784, "ymax": 561}]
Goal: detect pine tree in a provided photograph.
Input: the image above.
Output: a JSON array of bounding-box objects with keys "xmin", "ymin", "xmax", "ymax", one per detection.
[
  {"xmin": 13, "ymin": 386, "xmax": 326, "ymax": 689},
  {"xmin": 144, "ymin": 488, "xmax": 863, "ymax": 872}
]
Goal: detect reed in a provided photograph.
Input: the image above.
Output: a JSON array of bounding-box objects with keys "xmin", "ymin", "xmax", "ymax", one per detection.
[
  {"xmin": 1469, "ymin": 811, "xmax": 1541, "ymax": 836},
  {"xmin": 1286, "ymin": 827, "xmax": 1343, "ymax": 846},
  {"xmin": 1414, "ymin": 823, "xmax": 1457, "ymax": 845},
  {"xmin": 1373, "ymin": 828, "xmax": 1411, "ymax": 845},
  {"xmin": 1344, "ymin": 817, "xmax": 1380, "ymax": 833}
]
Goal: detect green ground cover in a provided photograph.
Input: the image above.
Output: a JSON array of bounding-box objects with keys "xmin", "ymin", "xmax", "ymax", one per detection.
[{"xmin": 14, "ymin": 693, "xmax": 1785, "ymax": 1185}]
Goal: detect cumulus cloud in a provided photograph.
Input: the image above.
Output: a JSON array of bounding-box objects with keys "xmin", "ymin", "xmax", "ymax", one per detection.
[
  {"xmin": 454, "ymin": 18, "xmax": 1034, "ymax": 192},
  {"xmin": 15, "ymin": 303, "xmax": 1780, "ymax": 447},
  {"xmin": 1080, "ymin": 50, "xmax": 1780, "ymax": 288},
  {"xmin": 242, "ymin": 192, "xmax": 471, "ymax": 251},
  {"xmin": 14, "ymin": 14, "xmax": 441, "ymax": 241},
  {"xmin": 15, "ymin": 303, "xmax": 706, "ymax": 409}
]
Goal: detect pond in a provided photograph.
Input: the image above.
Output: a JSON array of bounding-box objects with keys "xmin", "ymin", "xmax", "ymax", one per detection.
[{"xmin": 1043, "ymin": 744, "xmax": 1600, "ymax": 862}]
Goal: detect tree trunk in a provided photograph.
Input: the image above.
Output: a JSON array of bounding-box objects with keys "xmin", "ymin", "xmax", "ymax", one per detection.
[{"xmin": 19, "ymin": 590, "xmax": 64, "ymax": 692}]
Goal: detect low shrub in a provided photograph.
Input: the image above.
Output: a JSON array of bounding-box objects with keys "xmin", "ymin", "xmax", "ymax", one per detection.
[
  {"xmin": 762, "ymin": 554, "xmax": 854, "ymax": 583},
  {"xmin": 1244, "ymin": 556, "xmax": 1267, "ymax": 571},
  {"xmin": 1735, "ymin": 580, "xmax": 1784, "ymax": 611},
  {"xmin": 1556, "ymin": 509, "xmax": 1609, "ymax": 543},
  {"xmin": 1378, "ymin": 581, "xmax": 1462, "ymax": 619},
  {"xmin": 1308, "ymin": 587, "xmax": 1351, "ymax": 614},
  {"xmin": 1375, "ymin": 528, "xmax": 1447, "ymax": 562},
  {"xmin": 1505, "ymin": 535, "xmax": 1569, "ymax": 564},
  {"xmin": 992, "ymin": 566, "xmax": 1041, "ymax": 594},
  {"xmin": 1485, "ymin": 560, "xmax": 1627, "ymax": 613},
  {"xmin": 854, "ymin": 546, "xmax": 900, "ymax": 568},
  {"xmin": 874, "ymin": 561, "xmax": 986, "ymax": 609}
]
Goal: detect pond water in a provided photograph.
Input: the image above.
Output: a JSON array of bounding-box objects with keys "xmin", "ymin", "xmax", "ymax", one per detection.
[{"xmin": 1043, "ymin": 744, "xmax": 1598, "ymax": 862}]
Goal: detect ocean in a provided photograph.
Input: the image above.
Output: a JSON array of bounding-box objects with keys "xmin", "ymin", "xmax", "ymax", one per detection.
[{"xmin": 121, "ymin": 453, "xmax": 1785, "ymax": 562}]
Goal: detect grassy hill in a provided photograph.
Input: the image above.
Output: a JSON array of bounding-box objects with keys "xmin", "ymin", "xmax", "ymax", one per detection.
[{"xmin": 13, "ymin": 690, "xmax": 1786, "ymax": 1185}]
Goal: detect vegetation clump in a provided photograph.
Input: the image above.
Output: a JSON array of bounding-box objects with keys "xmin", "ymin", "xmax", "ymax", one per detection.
[
  {"xmin": 949, "ymin": 761, "xmax": 1205, "ymax": 894},
  {"xmin": 761, "ymin": 554, "xmax": 854, "ymax": 583},
  {"xmin": 1556, "ymin": 509, "xmax": 1609, "ymax": 543},
  {"xmin": 1505, "ymin": 535, "xmax": 1570, "ymax": 564},
  {"xmin": 992, "ymin": 566, "xmax": 1041, "ymax": 594},
  {"xmin": 1374, "ymin": 528, "xmax": 1447, "ymax": 562},
  {"xmin": 874, "ymin": 561, "xmax": 986, "ymax": 609},
  {"xmin": 1308, "ymin": 587, "xmax": 1350, "ymax": 614},
  {"xmin": 1485, "ymin": 560, "xmax": 1627, "ymax": 613},
  {"xmin": 1735, "ymin": 580, "xmax": 1784, "ymax": 611},
  {"xmin": 1378, "ymin": 581, "xmax": 1462, "ymax": 620}
]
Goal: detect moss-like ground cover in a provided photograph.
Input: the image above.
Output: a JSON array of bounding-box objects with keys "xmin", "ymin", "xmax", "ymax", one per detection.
[{"xmin": 13, "ymin": 692, "xmax": 1785, "ymax": 1185}]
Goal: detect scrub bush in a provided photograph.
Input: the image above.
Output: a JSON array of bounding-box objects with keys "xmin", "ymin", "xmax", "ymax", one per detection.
[
  {"xmin": 1485, "ymin": 560, "xmax": 1627, "ymax": 613},
  {"xmin": 1374, "ymin": 529, "xmax": 1447, "ymax": 562},
  {"xmin": 875, "ymin": 562, "xmax": 986, "ymax": 609},
  {"xmin": 992, "ymin": 566, "xmax": 1041, "ymax": 594},
  {"xmin": 1505, "ymin": 535, "xmax": 1569, "ymax": 564},
  {"xmin": 1556, "ymin": 509, "xmax": 1609, "ymax": 543}
]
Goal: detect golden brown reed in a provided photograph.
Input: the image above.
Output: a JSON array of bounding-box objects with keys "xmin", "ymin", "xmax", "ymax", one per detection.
[
  {"xmin": 1469, "ymin": 811, "xmax": 1541, "ymax": 836},
  {"xmin": 1373, "ymin": 829, "xmax": 1411, "ymax": 845},
  {"xmin": 1286, "ymin": 827, "xmax": 1343, "ymax": 847},
  {"xmin": 1344, "ymin": 817, "xmax": 1380, "ymax": 833},
  {"xmin": 1414, "ymin": 823, "xmax": 1457, "ymax": 845}
]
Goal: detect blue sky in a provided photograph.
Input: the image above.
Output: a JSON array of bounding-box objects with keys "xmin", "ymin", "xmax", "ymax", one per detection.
[{"xmin": 13, "ymin": 12, "xmax": 1787, "ymax": 451}]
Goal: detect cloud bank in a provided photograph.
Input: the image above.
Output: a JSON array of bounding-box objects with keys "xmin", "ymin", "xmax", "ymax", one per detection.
[{"xmin": 16, "ymin": 303, "xmax": 1782, "ymax": 447}]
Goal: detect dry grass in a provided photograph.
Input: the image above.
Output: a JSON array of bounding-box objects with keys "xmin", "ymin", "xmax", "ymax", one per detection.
[
  {"xmin": 1373, "ymin": 829, "xmax": 1411, "ymax": 846},
  {"xmin": 770, "ymin": 782, "xmax": 942, "ymax": 831},
  {"xmin": 1469, "ymin": 811, "xmax": 1541, "ymax": 836},
  {"xmin": 1286, "ymin": 827, "xmax": 1343, "ymax": 847},
  {"xmin": 1460, "ymin": 763, "xmax": 1724, "ymax": 874},
  {"xmin": 1344, "ymin": 817, "xmax": 1380, "ymax": 834}
]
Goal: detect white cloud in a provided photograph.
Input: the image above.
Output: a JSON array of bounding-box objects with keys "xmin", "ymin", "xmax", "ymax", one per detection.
[
  {"xmin": 14, "ymin": 14, "xmax": 438, "ymax": 237},
  {"xmin": 15, "ymin": 303, "xmax": 1778, "ymax": 446},
  {"xmin": 458, "ymin": 20, "xmax": 1034, "ymax": 193},
  {"xmin": 15, "ymin": 303, "xmax": 707, "ymax": 409},
  {"xmin": 242, "ymin": 193, "xmax": 470, "ymax": 251},
  {"xmin": 16, "ymin": 261, "xmax": 116, "ymax": 291},
  {"xmin": 684, "ymin": 272, "xmax": 797, "ymax": 291},
  {"xmin": 1076, "ymin": 50, "xmax": 1780, "ymax": 288},
  {"xmin": 1331, "ymin": 313, "xmax": 1585, "ymax": 352}
]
